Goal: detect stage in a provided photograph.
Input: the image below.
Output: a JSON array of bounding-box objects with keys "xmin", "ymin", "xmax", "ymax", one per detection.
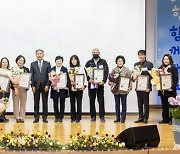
[{"xmin": 0, "ymin": 109, "xmax": 180, "ymax": 154}]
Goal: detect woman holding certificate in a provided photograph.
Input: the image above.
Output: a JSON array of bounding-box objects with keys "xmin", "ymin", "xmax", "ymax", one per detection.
[
  {"xmin": 109, "ymin": 56, "xmax": 131, "ymax": 123},
  {"xmin": 50, "ymin": 56, "xmax": 71, "ymax": 122},
  {"xmin": 0, "ymin": 57, "xmax": 10, "ymax": 123},
  {"xmin": 69, "ymin": 55, "xmax": 87, "ymax": 123},
  {"xmin": 12, "ymin": 55, "xmax": 30, "ymax": 123},
  {"xmin": 158, "ymin": 54, "xmax": 178, "ymax": 125}
]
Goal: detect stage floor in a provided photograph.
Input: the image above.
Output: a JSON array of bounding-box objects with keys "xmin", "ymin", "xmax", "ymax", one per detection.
[{"xmin": 0, "ymin": 109, "xmax": 180, "ymax": 153}]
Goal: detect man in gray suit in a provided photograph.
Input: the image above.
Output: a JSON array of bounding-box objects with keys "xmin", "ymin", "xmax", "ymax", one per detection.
[{"xmin": 30, "ymin": 49, "xmax": 51, "ymax": 123}]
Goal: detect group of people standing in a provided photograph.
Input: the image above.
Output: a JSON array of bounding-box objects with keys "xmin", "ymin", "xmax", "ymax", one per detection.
[{"xmin": 0, "ymin": 49, "xmax": 178, "ymax": 125}]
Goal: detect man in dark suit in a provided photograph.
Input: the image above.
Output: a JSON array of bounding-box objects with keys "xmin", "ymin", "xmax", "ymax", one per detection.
[
  {"xmin": 134, "ymin": 50, "xmax": 153, "ymax": 124},
  {"xmin": 85, "ymin": 48, "xmax": 109, "ymax": 122},
  {"xmin": 30, "ymin": 49, "xmax": 51, "ymax": 123}
]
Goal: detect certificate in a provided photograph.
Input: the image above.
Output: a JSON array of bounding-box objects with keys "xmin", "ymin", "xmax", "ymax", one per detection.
[
  {"xmin": 160, "ymin": 74, "xmax": 172, "ymax": 90},
  {"xmin": 0, "ymin": 75, "xmax": 10, "ymax": 92},
  {"xmin": 19, "ymin": 73, "xmax": 31, "ymax": 89},
  {"xmin": 93, "ymin": 68, "xmax": 104, "ymax": 83},
  {"xmin": 136, "ymin": 75, "xmax": 149, "ymax": 91},
  {"xmin": 57, "ymin": 73, "xmax": 67, "ymax": 89},
  {"xmin": 118, "ymin": 76, "xmax": 130, "ymax": 92},
  {"xmin": 74, "ymin": 74, "xmax": 84, "ymax": 89},
  {"xmin": 0, "ymin": 68, "xmax": 10, "ymax": 77}
]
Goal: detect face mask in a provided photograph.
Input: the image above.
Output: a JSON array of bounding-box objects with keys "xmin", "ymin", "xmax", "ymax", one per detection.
[{"xmin": 93, "ymin": 54, "xmax": 99, "ymax": 59}]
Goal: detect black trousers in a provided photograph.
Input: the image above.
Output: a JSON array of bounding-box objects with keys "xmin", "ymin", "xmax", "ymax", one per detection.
[
  {"xmin": 88, "ymin": 86, "xmax": 105, "ymax": 118},
  {"xmin": 53, "ymin": 98, "xmax": 65, "ymax": 119},
  {"xmin": 69, "ymin": 90, "xmax": 83, "ymax": 120},
  {"xmin": 0, "ymin": 92, "xmax": 10, "ymax": 120},
  {"xmin": 33, "ymin": 84, "xmax": 49, "ymax": 119},
  {"xmin": 114, "ymin": 94, "xmax": 127, "ymax": 121},
  {"xmin": 160, "ymin": 95, "xmax": 172, "ymax": 122},
  {"xmin": 136, "ymin": 91, "xmax": 150, "ymax": 120}
]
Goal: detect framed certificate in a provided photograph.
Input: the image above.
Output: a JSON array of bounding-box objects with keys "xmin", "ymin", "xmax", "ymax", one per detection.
[
  {"xmin": 160, "ymin": 74, "xmax": 172, "ymax": 90},
  {"xmin": 93, "ymin": 68, "xmax": 104, "ymax": 83},
  {"xmin": 136, "ymin": 75, "xmax": 149, "ymax": 91},
  {"xmin": 74, "ymin": 74, "xmax": 84, "ymax": 89},
  {"xmin": 0, "ymin": 68, "xmax": 10, "ymax": 77},
  {"xmin": 118, "ymin": 76, "xmax": 130, "ymax": 92},
  {"xmin": 57, "ymin": 73, "xmax": 67, "ymax": 89},
  {"xmin": 19, "ymin": 73, "xmax": 31, "ymax": 89},
  {"xmin": 0, "ymin": 75, "xmax": 10, "ymax": 92}
]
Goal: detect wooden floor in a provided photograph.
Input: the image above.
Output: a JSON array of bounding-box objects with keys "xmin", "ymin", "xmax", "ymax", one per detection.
[{"xmin": 0, "ymin": 108, "xmax": 180, "ymax": 153}]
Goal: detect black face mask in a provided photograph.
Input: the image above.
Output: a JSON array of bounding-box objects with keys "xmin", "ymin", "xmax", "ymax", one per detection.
[{"xmin": 93, "ymin": 54, "xmax": 99, "ymax": 59}]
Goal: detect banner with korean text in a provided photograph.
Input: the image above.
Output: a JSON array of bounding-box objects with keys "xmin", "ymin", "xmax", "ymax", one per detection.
[{"xmin": 157, "ymin": 0, "xmax": 180, "ymax": 104}]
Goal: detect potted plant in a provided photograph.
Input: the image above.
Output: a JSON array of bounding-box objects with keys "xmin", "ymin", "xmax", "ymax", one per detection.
[{"xmin": 168, "ymin": 96, "xmax": 180, "ymax": 147}]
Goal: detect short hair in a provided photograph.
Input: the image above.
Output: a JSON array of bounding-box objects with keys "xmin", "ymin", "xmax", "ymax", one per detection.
[
  {"xmin": 138, "ymin": 50, "xmax": 146, "ymax": 55},
  {"xmin": 69, "ymin": 55, "xmax": 80, "ymax": 67},
  {"xmin": 92, "ymin": 48, "xmax": 100, "ymax": 52},
  {"xmin": 15, "ymin": 55, "xmax": 26, "ymax": 64},
  {"xmin": 162, "ymin": 54, "xmax": 174, "ymax": 66},
  {"xmin": 55, "ymin": 55, "xmax": 64, "ymax": 62},
  {"xmin": 0, "ymin": 57, "xmax": 10, "ymax": 69},
  {"xmin": 35, "ymin": 49, "xmax": 44, "ymax": 53},
  {"xmin": 115, "ymin": 55, "xmax": 126, "ymax": 64}
]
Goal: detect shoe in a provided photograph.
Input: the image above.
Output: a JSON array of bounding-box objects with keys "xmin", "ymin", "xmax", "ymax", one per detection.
[
  {"xmin": 114, "ymin": 119, "xmax": 120, "ymax": 123},
  {"xmin": 16, "ymin": 119, "xmax": 21, "ymax": 123},
  {"xmin": 43, "ymin": 118, "xmax": 48, "ymax": 123},
  {"xmin": 91, "ymin": 117, "xmax": 96, "ymax": 121},
  {"xmin": 168, "ymin": 121, "xmax": 172, "ymax": 125},
  {"xmin": 54, "ymin": 118, "xmax": 59, "ymax": 122},
  {"xmin": 76, "ymin": 119, "xmax": 80, "ymax": 123},
  {"xmin": 20, "ymin": 119, "xmax": 24, "ymax": 123},
  {"xmin": 33, "ymin": 118, "xmax": 39, "ymax": 123},
  {"xmin": 0, "ymin": 119, "xmax": 7, "ymax": 123},
  {"xmin": 59, "ymin": 118, "xmax": 63, "ymax": 122},
  {"xmin": 143, "ymin": 119, "xmax": 148, "ymax": 124},
  {"xmin": 71, "ymin": 119, "xmax": 75, "ymax": 122},
  {"xmin": 158, "ymin": 120, "xmax": 168, "ymax": 124},
  {"xmin": 121, "ymin": 120, "xmax": 125, "ymax": 123},
  {"xmin": 4, "ymin": 118, "xmax": 9, "ymax": 122},
  {"xmin": 100, "ymin": 117, "xmax": 105, "ymax": 122},
  {"xmin": 134, "ymin": 118, "xmax": 143, "ymax": 123}
]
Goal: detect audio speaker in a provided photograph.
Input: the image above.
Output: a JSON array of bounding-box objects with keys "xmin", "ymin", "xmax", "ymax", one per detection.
[{"xmin": 116, "ymin": 125, "xmax": 160, "ymax": 149}]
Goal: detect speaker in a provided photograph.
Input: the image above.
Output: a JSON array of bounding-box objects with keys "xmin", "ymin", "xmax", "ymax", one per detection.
[{"xmin": 116, "ymin": 125, "xmax": 160, "ymax": 149}]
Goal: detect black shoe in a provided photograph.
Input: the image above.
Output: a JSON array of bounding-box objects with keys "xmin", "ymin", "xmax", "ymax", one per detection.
[
  {"xmin": 33, "ymin": 118, "xmax": 39, "ymax": 123},
  {"xmin": 0, "ymin": 119, "xmax": 7, "ymax": 123},
  {"xmin": 4, "ymin": 118, "xmax": 9, "ymax": 122},
  {"xmin": 76, "ymin": 119, "xmax": 80, "ymax": 123},
  {"xmin": 121, "ymin": 120, "xmax": 125, "ymax": 123},
  {"xmin": 100, "ymin": 117, "xmax": 105, "ymax": 122},
  {"xmin": 16, "ymin": 119, "xmax": 21, "ymax": 123},
  {"xmin": 71, "ymin": 119, "xmax": 75, "ymax": 122},
  {"xmin": 91, "ymin": 117, "xmax": 96, "ymax": 122},
  {"xmin": 20, "ymin": 119, "xmax": 24, "ymax": 123},
  {"xmin": 134, "ymin": 118, "xmax": 143, "ymax": 123},
  {"xmin": 54, "ymin": 118, "xmax": 59, "ymax": 122},
  {"xmin": 59, "ymin": 118, "xmax": 63, "ymax": 122},
  {"xmin": 168, "ymin": 121, "xmax": 172, "ymax": 125},
  {"xmin": 43, "ymin": 118, "xmax": 48, "ymax": 123},
  {"xmin": 114, "ymin": 119, "xmax": 120, "ymax": 123},
  {"xmin": 143, "ymin": 119, "xmax": 148, "ymax": 124},
  {"xmin": 159, "ymin": 120, "xmax": 168, "ymax": 124}
]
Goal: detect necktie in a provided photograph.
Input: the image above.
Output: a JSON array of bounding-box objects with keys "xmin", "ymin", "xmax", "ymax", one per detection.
[{"xmin": 39, "ymin": 61, "xmax": 42, "ymax": 72}]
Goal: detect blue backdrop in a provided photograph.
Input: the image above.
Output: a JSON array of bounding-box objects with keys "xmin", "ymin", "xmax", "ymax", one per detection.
[{"xmin": 157, "ymin": 0, "xmax": 180, "ymax": 104}]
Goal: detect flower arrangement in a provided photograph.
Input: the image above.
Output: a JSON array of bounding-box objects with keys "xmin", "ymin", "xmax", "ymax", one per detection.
[
  {"xmin": 0, "ymin": 97, "xmax": 10, "ymax": 113},
  {"xmin": 108, "ymin": 72, "xmax": 120, "ymax": 94},
  {"xmin": 0, "ymin": 130, "xmax": 62, "ymax": 151},
  {"xmin": 0, "ymin": 131, "xmax": 127, "ymax": 151},
  {"xmin": 49, "ymin": 70, "xmax": 60, "ymax": 90},
  {"xmin": 168, "ymin": 96, "xmax": 180, "ymax": 119},
  {"xmin": 131, "ymin": 65, "xmax": 142, "ymax": 79},
  {"xmin": 85, "ymin": 67, "xmax": 98, "ymax": 89},
  {"xmin": 9, "ymin": 67, "xmax": 24, "ymax": 95},
  {"xmin": 66, "ymin": 132, "xmax": 126, "ymax": 151}
]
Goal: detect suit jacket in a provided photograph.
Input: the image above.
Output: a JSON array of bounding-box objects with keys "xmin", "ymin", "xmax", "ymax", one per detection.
[
  {"xmin": 158, "ymin": 65, "xmax": 178, "ymax": 97},
  {"xmin": 50, "ymin": 66, "xmax": 71, "ymax": 99},
  {"xmin": 134, "ymin": 60, "xmax": 153, "ymax": 90},
  {"xmin": 30, "ymin": 60, "xmax": 51, "ymax": 89}
]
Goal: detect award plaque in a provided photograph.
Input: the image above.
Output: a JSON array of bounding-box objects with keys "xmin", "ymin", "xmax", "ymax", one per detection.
[
  {"xmin": 0, "ymin": 75, "xmax": 10, "ymax": 92},
  {"xmin": 74, "ymin": 74, "xmax": 84, "ymax": 89},
  {"xmin": 118, "ymin": 76, "xmax": 130, "ymax": 92},
  {"xmin": 57, "ymin": 73, "xmax": 67, "ymax": 89},
  {"xmin": 19, "ymin": 73, "xmax": 31, "ymax": 89},
  {"xmin": 136, "ymin": 75, "xmax": 149, "ymax": 91},
  {"xmin": 93, "ymin": 68, "xmax": 104, "ymax": 83},
  {"xmin": 160, "ymin": 74, "xmax": 172, "ymax": 90}
]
